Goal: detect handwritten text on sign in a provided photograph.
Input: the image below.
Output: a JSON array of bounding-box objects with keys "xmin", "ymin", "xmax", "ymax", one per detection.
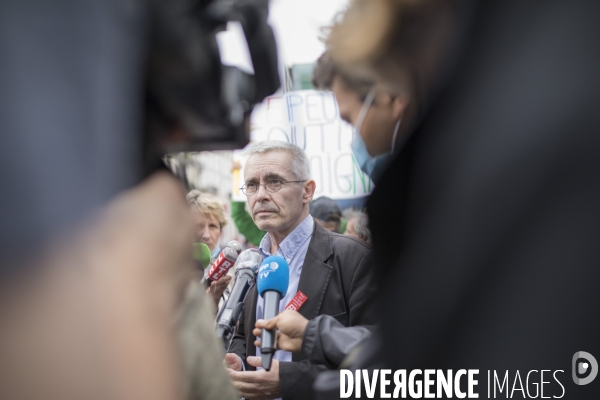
[{"xmin": 232, "ymin": 90, "xmax": 373, "ymax": 201}]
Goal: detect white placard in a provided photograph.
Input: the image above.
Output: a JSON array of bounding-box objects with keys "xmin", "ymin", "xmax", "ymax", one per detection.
[{"xmin": 232, "ymin": 90, "xmax": 373, "ymax": 201}]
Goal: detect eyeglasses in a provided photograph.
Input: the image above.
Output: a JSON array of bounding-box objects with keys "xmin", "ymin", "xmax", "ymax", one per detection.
[{"xmin": 240, "ymin": 179, "xmax": 305, "ymax": 196}]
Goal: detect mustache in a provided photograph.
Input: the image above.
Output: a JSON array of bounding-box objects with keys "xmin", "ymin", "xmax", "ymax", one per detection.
[{"xmin": 253, "ymin": 205, "xmax": 278, "ymax": 214}]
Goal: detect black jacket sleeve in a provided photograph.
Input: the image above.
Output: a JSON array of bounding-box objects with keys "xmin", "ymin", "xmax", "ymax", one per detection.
[{"xmin": 301, "ymin": 315, "xmax": 371, "ymax": 370}]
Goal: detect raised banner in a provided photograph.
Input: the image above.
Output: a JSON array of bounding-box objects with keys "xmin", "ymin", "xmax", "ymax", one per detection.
[{"xmin": 232, "ymin": 90, "xmax": 373, "ymax": 202}]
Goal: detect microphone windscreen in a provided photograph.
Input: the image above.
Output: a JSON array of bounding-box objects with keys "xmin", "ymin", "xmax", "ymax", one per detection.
[
  {"xmin": 193, "ymin": 243, "xmax": 212, "ymax": 269},
  {"xmin": 235, "ymin": 248, "xmax": 264, "ymax": 272},
  {"xmin": 257, "ymin": 256, "xmax": 289, "ymax": 296},
  {"xmin": 227, "ymin": 240, "xmax": 243, "ymax": 254}
]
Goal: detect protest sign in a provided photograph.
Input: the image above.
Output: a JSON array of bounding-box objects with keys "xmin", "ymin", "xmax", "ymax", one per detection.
[{"xmin": 232, "ymin": 90, "xmax": 373, "ymax": 202}]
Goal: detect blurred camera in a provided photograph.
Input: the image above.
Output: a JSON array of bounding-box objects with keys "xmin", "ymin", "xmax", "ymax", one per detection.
[{"xmin": 145, "ymin": 0, "xmax": 280, "ymax": 160}]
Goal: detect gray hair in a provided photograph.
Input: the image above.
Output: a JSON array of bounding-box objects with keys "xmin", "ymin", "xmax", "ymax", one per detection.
[
  {"xmin": 346, "ymin": 210, "xmax": 371, "ymax": 243},
  {"xmin": 244, "ymin": 141, "xmax": 311, "ymax": 181}
]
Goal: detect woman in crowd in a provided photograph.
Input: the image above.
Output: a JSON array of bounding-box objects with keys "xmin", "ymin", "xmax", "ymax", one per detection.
[
  {"xmin": 186, "ymin": 190, "xmax": 228, "ymax": 259},
  {"xmin": 186, "ymin": 190, "xmax": 232, "ymax": 309}
]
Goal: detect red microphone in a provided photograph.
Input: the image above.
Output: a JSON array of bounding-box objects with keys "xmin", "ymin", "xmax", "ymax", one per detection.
[{"xmin": 204, "ymin": 247, "xmax": 238, "ymax": 288}]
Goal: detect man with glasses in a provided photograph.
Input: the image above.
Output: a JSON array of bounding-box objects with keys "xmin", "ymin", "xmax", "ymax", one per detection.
[{"xmin": 225, "ymin": 141, "xmax": 377, "ymax": 400}]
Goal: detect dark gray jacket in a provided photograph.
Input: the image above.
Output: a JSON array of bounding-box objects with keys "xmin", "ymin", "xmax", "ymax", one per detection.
[{"xmin": 228, "ymin": 220, "xmax": 377, "ymax": 400}]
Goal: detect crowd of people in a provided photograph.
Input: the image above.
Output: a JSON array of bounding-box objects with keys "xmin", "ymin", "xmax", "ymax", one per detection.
[
  {"xmin": 193, "ymin": 189, "xmax": 370, "ymax": 252},
  {"xmin": 1, "ymin": 0, "xmax": 599, "ymax": 399},
  {"xmin": 187, "ymin": 175, "xmax": 372, "ymax": 321}
]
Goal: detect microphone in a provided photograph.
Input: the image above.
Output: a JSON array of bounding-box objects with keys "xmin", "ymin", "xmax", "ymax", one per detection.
[
  {"xmin": 257, "ymin": 255, "xmax": 289, "ymax": 371},
  {"xmin": 226, "ymin": 240, "xmax": 243, "ymax": 254},
  {"xmin": 192, "ymin": 243, "xmax": 211, "ymax": 271},
  {"xmin": 216, "ymin": 249, "xmax": 264, "ymax": 342},
  {"xmin": 204, "ymin": 247, "xmax": 238, "ymax": 288}
]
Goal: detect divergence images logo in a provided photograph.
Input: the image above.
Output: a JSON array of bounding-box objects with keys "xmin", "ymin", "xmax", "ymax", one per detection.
[{"xmin": 572, "ymin": 351, "xmax": 598, "ymax": 385}]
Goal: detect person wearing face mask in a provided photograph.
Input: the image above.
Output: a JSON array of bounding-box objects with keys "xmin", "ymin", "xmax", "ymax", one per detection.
[
  {"xmin": 312, "ymin": 52, "xmax": 412, "ymax": 183},
  {"xmin": 319, "ymin": 1, "xmax": 600, "ymax": 400}
]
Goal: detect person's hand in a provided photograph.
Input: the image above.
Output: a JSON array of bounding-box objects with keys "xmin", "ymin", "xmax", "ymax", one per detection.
[
  {"xmin": 206, "ymin": 275, "xmax": 232, "ymax": 310},
  {"xmin": 227, "ymin": 356, "xmax": 281, "ymax": 400},
  {"xmin": 224, "ymin": 353, "xmax": 243, "ymax": 371},
  {"xmin": 252, "ymin": 310, "xmax": 309, "ymax": 353}
]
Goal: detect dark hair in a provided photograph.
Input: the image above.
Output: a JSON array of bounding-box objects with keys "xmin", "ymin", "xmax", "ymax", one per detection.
[
  {"xmin": 312, "ymin": 52, "xmax": 374, "ymax": 100},
  {"xmin": 312, "ymin": 52, "xmax": 336, "ymax": 90}
]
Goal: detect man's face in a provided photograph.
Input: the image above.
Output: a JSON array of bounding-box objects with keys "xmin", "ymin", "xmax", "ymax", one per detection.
[
  {"xmin": 331, "ymin": 76, "xmax": 404, "ymax": 157},
  {"xmin": 191, "ymin": 210, "xmax": 221, "ymax": 252},
  {"xmin": 244, "ymin": 151, "xmax": 314, "ymax": 238},
  {"xmin": 331, "ymin": 75, "xmax": 364, "ymax": 127}
]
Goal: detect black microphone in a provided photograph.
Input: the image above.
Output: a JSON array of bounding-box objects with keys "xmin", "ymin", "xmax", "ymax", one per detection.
[
  {"xmin": 257, "ymin": 255, "xmax": 289, "ymax": 371},
  {"xmin": 216, "ymin": 249, "xmax": 264, "ymax": 343}
]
